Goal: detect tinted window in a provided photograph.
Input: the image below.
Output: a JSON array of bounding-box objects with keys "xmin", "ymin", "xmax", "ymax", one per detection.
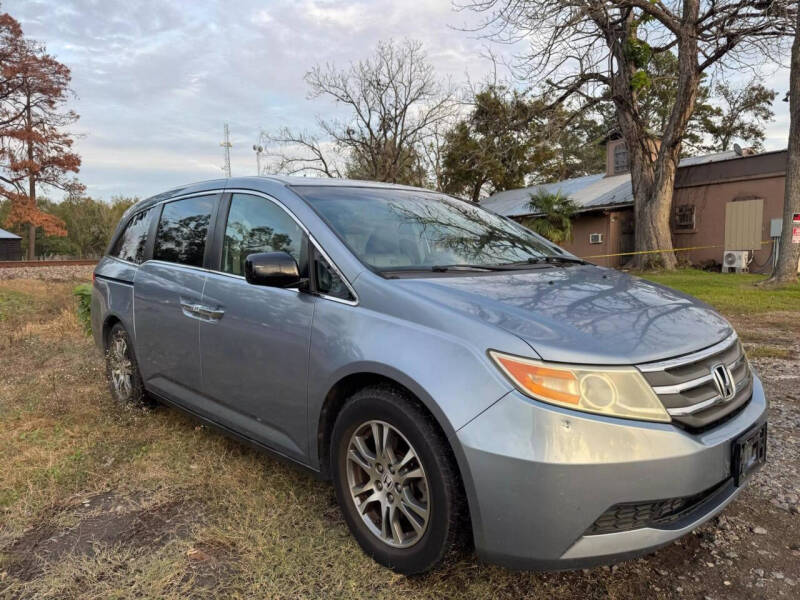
[
  {"xmin": 313, "ymin": 248, "xmax": 353, "ymax": 301},
  {"xmin": 153, "ymin": 196, "xmax": 214, "ymax": 267},
  {"xmin": 296, "ymin": 186, "xmax": 564, "ymax": 272},
  {"xmin": 221, "ymin": 193, "xmax": 307, "ymax": 276},
  {"xmin": 111, "ymin": 208, "xmax": 152, "ymax": 264}
]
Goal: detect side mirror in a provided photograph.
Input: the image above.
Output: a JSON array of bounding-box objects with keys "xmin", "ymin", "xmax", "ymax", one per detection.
[{"xmin": 244, "ymin": 251, "xmax": 304, "ymax": 288}]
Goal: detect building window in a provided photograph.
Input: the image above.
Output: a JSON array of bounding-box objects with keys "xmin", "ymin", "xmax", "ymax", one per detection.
[
  {"xmin": 675, "ymin": 204, "xmax": 696, "ymax": 231},
  {"xmin": 613, "ymin": 143, "xmax": 629, "ymax": 174}
]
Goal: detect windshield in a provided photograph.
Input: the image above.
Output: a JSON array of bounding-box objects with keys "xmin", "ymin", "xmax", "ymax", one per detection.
[{"xmin": 295, "ymin": 186, "xmax": 569, "ymax": 272}]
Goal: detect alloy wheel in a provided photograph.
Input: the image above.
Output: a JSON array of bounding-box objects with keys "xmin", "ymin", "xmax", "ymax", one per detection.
[
  {"xmin": 108, "ymin": 334, "xmax": 133, "ymax": 399},
  {"xmin": 346, "ymin": 420, "xmax": 430, "ymax": 548}
]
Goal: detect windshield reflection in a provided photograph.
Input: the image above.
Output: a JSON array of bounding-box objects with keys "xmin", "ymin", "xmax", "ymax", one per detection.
[{"xmin": 297, "ymin": 187, "xmax": 565, "ymax": 271}]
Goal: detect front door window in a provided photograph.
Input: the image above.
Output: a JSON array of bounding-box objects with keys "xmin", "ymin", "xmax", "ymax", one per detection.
[{"xmin": 221, "ymin": 193, "xmax": 308, "ymax": 276}]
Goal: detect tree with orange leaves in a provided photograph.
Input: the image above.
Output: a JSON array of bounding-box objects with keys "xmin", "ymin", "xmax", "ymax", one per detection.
[{"xmin": 0, "ymin": 12, "xmax": 82, "ymax": 259}]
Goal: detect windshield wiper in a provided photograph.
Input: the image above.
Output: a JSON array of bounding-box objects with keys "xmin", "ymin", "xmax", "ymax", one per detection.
[
  {"xmin": 382, "ymin": 258, "xmax": 586, "ymax": 276},
  {"xmin": 432, "ymin": 260, "xmax": 580, "ymax": 272},
  {"xmin": 430, "ymin": 264, "xmax": 511, "ymax": 272},
  {"xmin": 378, "ymin": 265, "xmax": 503, "ymax": 277}
]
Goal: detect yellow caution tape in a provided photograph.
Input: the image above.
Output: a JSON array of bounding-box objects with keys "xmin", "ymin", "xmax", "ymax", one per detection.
[{"xmin": 582, "ymin": 240, "xmax": 772, "ymax": 260}]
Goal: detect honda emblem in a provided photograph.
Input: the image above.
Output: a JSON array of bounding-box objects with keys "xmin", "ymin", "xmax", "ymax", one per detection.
[{"xmin": 710, "ymin": 363, "xmax": 736, "ymax": 401}]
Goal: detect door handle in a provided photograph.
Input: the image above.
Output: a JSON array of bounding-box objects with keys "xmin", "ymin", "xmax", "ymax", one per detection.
[
  {"xmin": 180, "ymin": 301, "xmax": 225, "ymax": 321},
  {"xmin": 195, "ymin": 305, "xmax": 225, "ymax": 320}
]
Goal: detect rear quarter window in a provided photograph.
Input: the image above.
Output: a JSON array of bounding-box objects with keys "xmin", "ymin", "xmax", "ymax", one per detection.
[{"xmin": 110, "ymin": 208, "xmax": 153, "ymax": 264}]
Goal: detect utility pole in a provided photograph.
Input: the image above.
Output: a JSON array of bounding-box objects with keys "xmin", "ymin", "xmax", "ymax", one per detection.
[
  {"xmin": 253, "ymin": 144, "xmax": 263, "ymax": 175},
  {"xmin": 220, "ymin": 122, "xmax": 232, "ymax": 178}
]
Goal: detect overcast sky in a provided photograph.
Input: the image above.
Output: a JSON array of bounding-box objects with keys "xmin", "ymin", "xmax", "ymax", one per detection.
[{"xmin": 6, "ymin": 0, "xmax": 793, "ymax": 202}]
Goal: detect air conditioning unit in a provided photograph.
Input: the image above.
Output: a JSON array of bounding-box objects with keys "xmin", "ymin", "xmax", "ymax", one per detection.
[
  {"xmin": 589, "ymin": 233, "xmax": 604, "ymax": 244},
  {"xmin": 722, "ymin": 250, "xmax": 749, "ymax": 273}
]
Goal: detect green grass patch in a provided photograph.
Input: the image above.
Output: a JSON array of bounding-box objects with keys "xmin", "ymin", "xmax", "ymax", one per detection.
[
  {"xmin": 0, "ymin": 288, "xmax": 34, "ymax": 321},
  {"xmin": 73, "ymin": 283, "xmax": 92, "ymax": 335},
  {"xmin": 638, "ymin": 269, "xmax": 800, "ymax": 314},
  {"xmin": 0, "ymin": 487, "xmax": 19, "ymax": 508}
]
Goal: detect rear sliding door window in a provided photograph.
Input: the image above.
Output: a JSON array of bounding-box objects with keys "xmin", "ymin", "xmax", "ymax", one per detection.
[
  {"xmin": 153, "ymin": 195, "xmax": 215, "ymax": 267},
  {"xmin": 111, "ymin": 208, "xmax": 153, "ymax": 264}
]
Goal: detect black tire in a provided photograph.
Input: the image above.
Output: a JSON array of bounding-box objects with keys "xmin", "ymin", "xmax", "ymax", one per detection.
[
  {"xmin": 104, "ymin": 323, "xmax": 148, "ymax": 407},
  {"xmin": 330, "ymin": 384, "xmax": 465, "ymax": 575}
]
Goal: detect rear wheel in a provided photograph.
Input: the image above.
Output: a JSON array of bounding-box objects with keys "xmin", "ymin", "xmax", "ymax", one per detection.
[
  {"xmin": 331, "ymin": 385, "xmax": 465, "ymax": 574},
  {"xmin": 105, "ymin": 323, "xmax": 147, "ymax": 406}
]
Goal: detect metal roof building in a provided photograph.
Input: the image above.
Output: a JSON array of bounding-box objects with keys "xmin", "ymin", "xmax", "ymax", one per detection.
[
  {"xmin": 481, "ymin": 145, "xmax": 787, "ymax": 270},
  {"xmin": 484, "ymin": 173, "xmax": 633, "ymax": 218},
  {"xmin": 481, "ymin": 150, "xmax": 740, "ymax": 218}
]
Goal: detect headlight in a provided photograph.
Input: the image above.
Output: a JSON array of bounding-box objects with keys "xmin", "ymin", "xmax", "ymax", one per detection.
[{"xmin": 489, "ymin": 351, "xmax": 670, "ymax": 423}]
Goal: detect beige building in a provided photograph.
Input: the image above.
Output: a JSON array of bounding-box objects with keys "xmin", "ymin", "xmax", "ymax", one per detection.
[{"xmin": 482, "ymin": 140, "xmax": 789, "ymax": 271}]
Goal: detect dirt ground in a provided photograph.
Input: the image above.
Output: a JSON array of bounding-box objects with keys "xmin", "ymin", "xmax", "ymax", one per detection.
[{"xmin": 0, "ymin": 268, "xmax": 798, "ymax": 599}]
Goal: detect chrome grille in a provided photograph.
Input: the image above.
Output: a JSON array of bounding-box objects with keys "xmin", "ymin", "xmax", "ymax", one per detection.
[{"xmin": 638, "ymin": 333, "xmax": 752, "ymax": 430}]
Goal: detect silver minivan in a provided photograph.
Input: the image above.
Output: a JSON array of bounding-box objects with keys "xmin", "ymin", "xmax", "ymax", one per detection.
[{"xmin": 92, "ymin": 177, "xmax": 767, "ymax": 574}]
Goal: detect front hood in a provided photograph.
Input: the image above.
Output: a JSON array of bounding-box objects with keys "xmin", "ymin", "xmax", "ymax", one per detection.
[{"xmin": 395, "ymin": 266, "xmax": 733, "ymax": 365}]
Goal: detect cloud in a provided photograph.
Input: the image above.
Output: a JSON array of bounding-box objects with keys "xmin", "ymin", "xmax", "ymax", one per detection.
[{"xmin": 4, "ymin": 0, "xmax": 792, "ymax": 200}]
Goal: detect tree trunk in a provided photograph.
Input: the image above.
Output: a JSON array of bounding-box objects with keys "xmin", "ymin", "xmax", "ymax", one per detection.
[
  {"xmin": 607, "ymin": 1, "xmax": 700, "ymax": 271},
  {"xmin": 470, "ymin": 180, "xmax": 484, "ymax": 204},
  {"xmin": 616, "ymin": 119, "xmax": 679, "ymax": 271},
  {"xmin": 25, "ymin": 100, "xmax": 36, "ymax": 260},
  {"xmin": 27, "ymin": 223, "xmax": 35, "ymax": 260},
  {"xmin": 632, "ymin": 162, "xmax": 679, "ymax": 270},
  {"xmin": 766, "ymin": 13, "xmax": 800, "ymax": 285}
]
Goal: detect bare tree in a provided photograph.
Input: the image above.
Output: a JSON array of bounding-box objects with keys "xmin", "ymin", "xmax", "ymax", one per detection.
[
  {"xmin": 263, "ymin": 39, "xmax": 456, "ymax": 185},
  {"xmin": 464, "ymin": 1, "xmax": 793, "ymax": 269},
  {"xmin": 418, "ymin": 119, "xmax": 455, "ymax": 192},
  {"xmin": 262, "ymin": 128, "xmax": 343, "ymax": 178},
  {"xmin": 765, "ymin": 9, "xmax": 800, "ymax": 286}
]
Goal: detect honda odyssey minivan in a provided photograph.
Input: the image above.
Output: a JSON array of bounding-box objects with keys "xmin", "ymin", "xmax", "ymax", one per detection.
[{"xmin": 92, "ymin": 176, "xmax": 767, "ymax": 574}]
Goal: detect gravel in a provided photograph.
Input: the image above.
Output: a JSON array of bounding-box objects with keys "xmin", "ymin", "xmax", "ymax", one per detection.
[
  {"xmin": 669, "ymin": 314, "xmax": 800, "ymax": 599},
  {"xmin": 0, "ymin": 264, "xmax": 94, "ymax": 281}
]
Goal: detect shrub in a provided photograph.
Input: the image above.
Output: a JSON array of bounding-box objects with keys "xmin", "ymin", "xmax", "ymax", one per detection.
[{"xmin": 73, "ymin": 283, "xmax": 92, "ymax": 335}]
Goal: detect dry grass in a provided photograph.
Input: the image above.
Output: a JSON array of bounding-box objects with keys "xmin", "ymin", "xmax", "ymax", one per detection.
[
  {"xmin": 1, "ymin": 275, "xmax": 799, "ymax": 599},
  {"xmin": 745, "ymin": 345, "xmax": 794, "ymax": 360}
]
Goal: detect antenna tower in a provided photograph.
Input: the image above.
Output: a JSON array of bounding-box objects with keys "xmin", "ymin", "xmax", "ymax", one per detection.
[{"xmin": 220, "ymin": 122, "xmax": 232, "ymax": 178}]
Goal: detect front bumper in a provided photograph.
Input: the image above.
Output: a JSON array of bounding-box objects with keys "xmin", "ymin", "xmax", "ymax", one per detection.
[{"xmin": 456, "ymin": 374, "xmax": 767, "ymax": 570}]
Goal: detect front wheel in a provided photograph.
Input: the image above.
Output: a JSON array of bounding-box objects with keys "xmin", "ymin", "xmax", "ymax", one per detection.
[{"xmin": 331, "ymin": 385, "xmax": 465, "ymax": 574}]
